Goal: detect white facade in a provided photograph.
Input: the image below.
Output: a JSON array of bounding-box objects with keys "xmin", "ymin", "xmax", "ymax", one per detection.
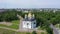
[{"xmin": 22, "ymin": 20, "xmax": 36, "ymax": 29}]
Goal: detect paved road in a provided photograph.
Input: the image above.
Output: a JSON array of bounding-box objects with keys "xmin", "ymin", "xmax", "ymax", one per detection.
[
  {"xmin": 50, "ymin": 24, "xmax": 60, "ymax": 34},
  {"xmin": 59, "ymin": 30, "xmax": 60, "ymax": 34},
  {"xmin": 19, "ymin": 16, "xmax": 23, "ymax": 30}
]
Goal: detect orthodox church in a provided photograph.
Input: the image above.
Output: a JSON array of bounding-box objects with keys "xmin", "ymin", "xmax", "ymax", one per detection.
[{"xmin": 22, "ymin": 12, "xmax": 36, "ymax": 29}]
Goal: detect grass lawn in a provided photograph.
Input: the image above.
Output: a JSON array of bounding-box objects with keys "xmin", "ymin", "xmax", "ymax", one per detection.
[
  {"xmin": 0, "ymin": 28, "xmax": 30, "ymax": 34},
  {"xmin": 0, "ymin": 20, "xmax": 20, "ymax": 29},
  {"xmin": 0, "ymin": 28, "xmax": 47, "ymax": 34},
  {"xmin": 9, "ymin": 20, "xmax": 20, "ymax": 29}
]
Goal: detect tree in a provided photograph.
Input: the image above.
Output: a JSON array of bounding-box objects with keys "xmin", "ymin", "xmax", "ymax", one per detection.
[{"xmin": 46, "ymin": 27, "xmax": 53, "ymax": 34}]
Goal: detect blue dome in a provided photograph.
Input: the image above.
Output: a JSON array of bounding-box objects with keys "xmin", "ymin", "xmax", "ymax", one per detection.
[{"xmin": 23, "ymin": 17, "xmax": 35, "ymax": 21}]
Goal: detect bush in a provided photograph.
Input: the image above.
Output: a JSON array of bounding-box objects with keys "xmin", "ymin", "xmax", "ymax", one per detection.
[
  {"xmin": 41, "ymin": 32, "xmax": 44, "ymax": 34},
  {"xmin": 46, "ymin": 27, "xmax": 53, "ymax": 34},
  {"xmin": 32, "ymin": 31, "xmax": 37, "ymax": 34},
  {"xmin": 26, "ymin": 32, "xmax": 30, "ymax": 34}
]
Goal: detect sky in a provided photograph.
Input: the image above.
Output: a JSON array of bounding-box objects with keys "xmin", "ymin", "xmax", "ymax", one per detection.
[{"xmin": 0, "ymin": 0, "xmax": 60, "ymax": 9}]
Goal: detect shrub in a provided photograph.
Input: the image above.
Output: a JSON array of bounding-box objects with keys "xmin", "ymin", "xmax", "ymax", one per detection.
[
  {"xmin": 26, "ymin": 32, "xmax": 30, "ymax": 34},
  {"xmin": 41, "ymin": 32, "xmax": 44, "ymax": 34},
  {"xmin": 32, "ymin": 31, "xmax": 37, "ymax": 34}
]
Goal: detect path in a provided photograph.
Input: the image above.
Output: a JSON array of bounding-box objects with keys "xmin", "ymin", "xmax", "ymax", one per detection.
[
  {"xmin": 0, "ymin": 27, "xmax": 18, "ymax": 31},
  {"xmin": 50, "ymin": 24, "xmax": 60, "ymax": 34},
  {"xmin": 0, "ymin": 22, "xmax": 12, "ymax": 26},
  {"xmin": 17, "ymin": 14, "xmax": 23, "ymax": 30}
]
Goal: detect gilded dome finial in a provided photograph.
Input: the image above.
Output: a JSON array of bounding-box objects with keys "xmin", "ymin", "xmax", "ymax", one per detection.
[{"xmin": 28, "ymin": 12, "xmax": 32, "ymax": 18}]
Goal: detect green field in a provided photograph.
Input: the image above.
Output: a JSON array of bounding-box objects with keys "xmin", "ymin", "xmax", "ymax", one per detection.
[
  {"xmin": 0, "ymin": 28, "xmax": 30, "ymax": 34},
  {"xmin": 0, "ymin": 20, "xmax": 20, "ymax": 29}
]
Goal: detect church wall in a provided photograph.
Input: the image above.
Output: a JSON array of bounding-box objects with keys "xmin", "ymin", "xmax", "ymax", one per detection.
[
  {"xmin": 22, "ymin": 20, "xmax": 36, "ymax": 29},
  {"xmin": 31, "ymin": 20, "xmax": 36, "ymax": 28},
  {"xmin": 22, "ymin": 21, "xmax": 31, "ymax": 29}
]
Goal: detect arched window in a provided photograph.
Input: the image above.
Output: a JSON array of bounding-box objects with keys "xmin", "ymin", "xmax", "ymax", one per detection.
[
  {"xmin": 34, "ymin": 22, "xmax": 36, "ymax": 24},
  {"xmin": 27, "ymin": 23, "xmax": 29, "ymax": 25}
]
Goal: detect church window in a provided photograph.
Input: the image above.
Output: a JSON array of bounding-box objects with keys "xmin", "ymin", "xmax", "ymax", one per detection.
[
  {"xmin": 34, "ymin": 22, "xmax": 36, "ymax": 24},
  {"xmin": 27, "ymin": 23, "xmax": 29, "ymax": 25}
]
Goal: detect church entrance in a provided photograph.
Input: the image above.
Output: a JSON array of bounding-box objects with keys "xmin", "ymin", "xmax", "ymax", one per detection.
[{"xmin": 27, "ymin": 23, "xmax": 29, "ymax": 28}]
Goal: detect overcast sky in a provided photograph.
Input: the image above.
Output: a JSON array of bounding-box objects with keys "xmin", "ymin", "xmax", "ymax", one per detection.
[{"xmin": 0, "ymin": 0, "xmax": 60, "ymax": 8}]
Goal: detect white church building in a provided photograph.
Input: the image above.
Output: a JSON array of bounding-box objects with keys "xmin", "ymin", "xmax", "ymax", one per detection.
[{"xmin": 22, "ymin": 12, "xmax": 36, "ymax": 29}]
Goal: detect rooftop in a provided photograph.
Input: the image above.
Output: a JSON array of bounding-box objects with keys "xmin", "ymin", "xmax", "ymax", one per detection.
[{"xmin": 23, "ymin": 18, "xmax": 35, "ymax": 21}]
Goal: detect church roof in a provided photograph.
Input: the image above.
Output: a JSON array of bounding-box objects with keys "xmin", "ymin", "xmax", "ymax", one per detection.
[
  {"xmin": 23, "ymin": 12, "xmax": 35, "ymax": 21},
  {"xmin": 23, "ymin": 18, "xmax": 35, "ymax": 21}
]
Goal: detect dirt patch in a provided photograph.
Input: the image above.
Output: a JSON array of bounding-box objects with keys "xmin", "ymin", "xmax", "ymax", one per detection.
[{"xmin": 0, "ymin": 22, "xmax": 12, "ymax": 26}]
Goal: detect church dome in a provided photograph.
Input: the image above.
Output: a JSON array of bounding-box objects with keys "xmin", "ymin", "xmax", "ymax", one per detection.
[
  {"xmin": 23, "ymin": 12, "xmax": 35, "ymax": 21},
  {"xmin": 28, "ymin": 12, "xmax": 32, "ymax": 18}
]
